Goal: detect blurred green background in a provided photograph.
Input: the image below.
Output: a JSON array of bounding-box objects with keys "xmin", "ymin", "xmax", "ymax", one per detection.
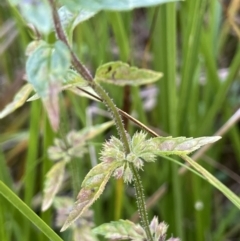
[{"xmin": 0, "ymin": 0, "xmax": 240, "ymax": 240}]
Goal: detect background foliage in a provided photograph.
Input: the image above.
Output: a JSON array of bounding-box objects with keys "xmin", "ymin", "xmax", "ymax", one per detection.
[{"xmin": 0, "ymin": 0, "xmax": 240, "ymax": 240}]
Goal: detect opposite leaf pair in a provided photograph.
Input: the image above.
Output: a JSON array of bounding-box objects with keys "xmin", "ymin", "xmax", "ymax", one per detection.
[{"xmin": 60, "ymin": 131, "xmax": 221, "ymax": 231}]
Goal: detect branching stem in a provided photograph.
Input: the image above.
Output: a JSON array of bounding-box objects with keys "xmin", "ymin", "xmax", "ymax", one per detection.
[{"xmin": 48, "ymin": 1, "xmax": 153, "ymax": 239}]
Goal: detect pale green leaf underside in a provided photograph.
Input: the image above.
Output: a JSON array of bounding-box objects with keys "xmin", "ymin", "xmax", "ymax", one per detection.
[
  {"xmin": 26, "ymin": 40, "xmax": 71, "ymax": 131},
  {"xmin": 93, "ymin": 219, "xmax": 146, "ymax": 240},
  {"xmin": 15, "ymin": 0, "xmax": 52, "ymax": 33},
  {"xmin": 0, "ymin": 84, "xmax": 33, "ymax": 119},
  {"xmin": 25, "ymin": 40, "xmax": 47, "ymax": 57},
  {"xmin": 181, "ymin": 155, "xmax": 240, "ymax": 210},
  {"xmin": 59, "ymin": 6, "xmax": 97, "ymax": 33},
  {"xmin": 95, "ymin": 61, "xmax": 163, "ymax": 86},
  {"xmin": 27, "ymin": 69, "xmax": 87, "ymax": 102},
  {"xmin": 60, "ymin": 0, "xmax": 181, "ymax": 11},
  {"xmin": 152, "ymin": 136, "xmax": 221, "ymax": 155},
  {"xmin": 42, "ymin": 161, "xmax": 66, "ymax": 211},
  {"xmin": 61, "ymin": 161, "xmax": 122, "ymax": 231},
  {"xmin": 26, "ymin": 41, "xmax": 71, "ymax": 98}
]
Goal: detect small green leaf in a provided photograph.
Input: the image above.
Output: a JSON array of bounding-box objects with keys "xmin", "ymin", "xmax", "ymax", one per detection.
[
  {"xmin": 60, "ymin": 0, "xmax": 181, "ymax": 11},
  {"xmin": 100, "ymin": 136, "xmax": 125, "ymax": 163},
  {"xmin": 14, "ymin": 0, "xmax": 52, "ymax": 33},
  {"xmin": 0, "ymin": 84, "xmax": 33, "ymax": 119},
  {"xmin": 95, "ymin": 61, "xmax": 163, "ymax": 86},
  {"xmin": 42, "ymin": 160, "xmax": 66, "ymax": 211},
  {"xmin": 130, "ymin": 131, "xmax": 156, "ymax": 163},
  {"xmin": 152, "ymin": 136, "xmax": 221, "ymax": 156},
  {"xmin": 61, "ymin": 161, "xmax": 121, "ymax": 231},
  {"xmin": 93, "ymin": 219, "xmax": 147, "ymax": 240}
]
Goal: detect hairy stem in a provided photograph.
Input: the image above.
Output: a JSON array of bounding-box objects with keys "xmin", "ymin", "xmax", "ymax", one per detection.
[
  {"xmin": 48, "ymin": 1, "xmax": 153, "ymax": 239},
  {"xmin": 131, "ymin": 164, "xmax": 154, "ymax": 241},
  {"xmin": 48, "ymin": 0, "xmax": 93, "ymax": 82}
]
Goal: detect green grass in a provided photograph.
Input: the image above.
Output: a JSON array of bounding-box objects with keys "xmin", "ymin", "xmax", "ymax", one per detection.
[{"xmin": 0, "ymin": 0, "xmax": 240, "ymax": 240}]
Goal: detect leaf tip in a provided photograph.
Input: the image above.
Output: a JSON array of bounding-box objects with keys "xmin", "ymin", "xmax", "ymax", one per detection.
[
  {"xmin": 207, "ymin": 136, "xmax": 222, "ymax": 143},
  {"xmin": 60, "ymin": 217, "xmax": 75, "ymax": 232},
  {"xmin": 41, "ymin": 200, "xmax": 50, "ymax": 212}
]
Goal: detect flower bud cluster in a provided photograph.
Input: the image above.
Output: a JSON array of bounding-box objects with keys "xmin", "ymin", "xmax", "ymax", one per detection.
[{"xmin": 100, "ymin": 131, "xmax": 157, "ymax": 183}]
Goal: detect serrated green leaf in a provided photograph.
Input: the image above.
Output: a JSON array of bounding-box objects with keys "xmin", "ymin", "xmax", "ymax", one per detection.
[
  {"xmin": 14, "ymin": 0, "xmax": 52, "ymax": 33},
  {"xmin": 181, "ymin": 155, "xmax": 240, "ymax": 210},
  {"xmin": 100, "ymin": 136, "xmax": 125, "ymax": 163},
  {"xmin": 95, "ymin": 61, "xmax": 163, "ymax": 86},
  {"xmin": 42, "ymin": 160, "xmax": 66, "ymax": 211},
  {"xmin": 130, "ymin": 131, "xmax": 156, "ymax": 163},
  {"xmin": 0, "ymin": 84, "xmax": 33, "ymax": 119},
  {"xmin": 60, "ymin": 0, "xmax": 181, "ymax": 11},
  {"xmin": 61, "ymin": 161, "xmax": 122, "ymax": 232},
  {"xmin": 152, "ymin": 136, "xmax": 221, "ymax": 156},
  {"xmin": 93, "ymin": 219, "xmax": 146, "ymax": 240}
]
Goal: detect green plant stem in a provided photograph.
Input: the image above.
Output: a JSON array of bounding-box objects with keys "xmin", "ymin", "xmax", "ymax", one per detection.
[
  {"xmin": 92, "ymin": 83, "xmax": 130, "ymax": 152},
  {"xmin": 48, "ymin": 1, "xmax": 153, "ymax": 239},
  {"xmin": 93, "ymin": 84, "xmax": 153, "ymax": 241},
  {"xmin": 130, "ymin": 164, "xmax": 153, "ymax": 241},
  {"xmin": 107, "ymin": 11, "xmax": 130, "ymax": 221},
  {"xmin": 0, "ymin": 181, "xmax": 63, "ymax": 241}
]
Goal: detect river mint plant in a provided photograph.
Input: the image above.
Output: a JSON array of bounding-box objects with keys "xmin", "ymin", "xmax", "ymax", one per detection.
[{"xmin": 1, "ymin": 0, "xmax": 240, "ymax": 241}]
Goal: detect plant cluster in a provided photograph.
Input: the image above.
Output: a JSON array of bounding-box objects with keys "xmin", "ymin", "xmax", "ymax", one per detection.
[{"xmin": 0, "ymin": 0, "xmax": 240, "ymax": 241}]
